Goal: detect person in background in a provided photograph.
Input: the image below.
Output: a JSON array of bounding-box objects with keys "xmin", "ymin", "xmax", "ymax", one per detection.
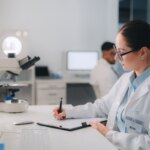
[
  {"xmin": 53, "ymin": 20, "xmax": 150, "ymax": 150},
  {"xmin": 90, "ymin": 41, "xmax": 119, "ymax": 98}
]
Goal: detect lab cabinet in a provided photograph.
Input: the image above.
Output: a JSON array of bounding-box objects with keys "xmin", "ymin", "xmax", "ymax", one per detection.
[
  {"xmin": 0, "ymin": 67, "xmax": 35, "ymax": 105},
  {"xmin": 36, "ymin": 80, "xmax": 66, "ymax": 105}
]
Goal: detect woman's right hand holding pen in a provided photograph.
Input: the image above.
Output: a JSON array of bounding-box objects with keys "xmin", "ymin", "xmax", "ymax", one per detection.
[{"xmin": 53, "ymin": 107, "xmax": 66, "ymax": 120}]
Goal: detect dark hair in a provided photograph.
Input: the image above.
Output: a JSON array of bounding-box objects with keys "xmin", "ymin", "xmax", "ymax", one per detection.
[
  {"xmin": 119, "ymin": 20, "xmax": 150, "ymax": 50},
  {"xmin": 101, "ymin": 42, "xmax": 114, "ymax": 52}
]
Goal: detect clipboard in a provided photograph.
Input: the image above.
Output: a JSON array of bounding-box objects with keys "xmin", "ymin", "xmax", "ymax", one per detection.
[{"xmin": 36, "ymin": 118, "xmax": 107, "ymax": 131}]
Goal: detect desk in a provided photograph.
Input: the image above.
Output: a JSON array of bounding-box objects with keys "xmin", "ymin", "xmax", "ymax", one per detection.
[{"xmin": 0, "ymin": 105, "xmax": 117, "ymax": 150}]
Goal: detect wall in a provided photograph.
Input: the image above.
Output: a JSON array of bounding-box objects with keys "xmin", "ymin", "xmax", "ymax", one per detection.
[{"xmin": 0, "ymin": 0, "xmax": 118, "ymax": 75}]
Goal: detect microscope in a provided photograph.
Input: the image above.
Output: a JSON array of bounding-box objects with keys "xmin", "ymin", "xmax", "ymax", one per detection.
[{"xmin": 0, "ymin": 55, "xmax": 40, "ymax": 112}]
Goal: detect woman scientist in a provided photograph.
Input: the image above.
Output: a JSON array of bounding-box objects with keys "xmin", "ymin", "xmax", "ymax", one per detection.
[{"xmin": 53, "ymin": 20, "xmax": 150, "ymax": 150}]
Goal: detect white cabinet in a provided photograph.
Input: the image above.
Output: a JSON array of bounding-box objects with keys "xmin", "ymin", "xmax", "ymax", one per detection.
[{"xmin": 36, "ymin": 80, "xmax": 66, "ymax": 105}]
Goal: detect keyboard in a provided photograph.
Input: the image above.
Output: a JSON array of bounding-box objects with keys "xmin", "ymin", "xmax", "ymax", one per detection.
[{"xmin": 20, "ymin": 128, "xmax": 50, "ymax": 150}]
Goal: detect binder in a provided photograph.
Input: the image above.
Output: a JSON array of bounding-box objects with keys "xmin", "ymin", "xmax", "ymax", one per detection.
[{"xmin": 37, "ymin": 118, "xmax": 107, "ymax": 131}]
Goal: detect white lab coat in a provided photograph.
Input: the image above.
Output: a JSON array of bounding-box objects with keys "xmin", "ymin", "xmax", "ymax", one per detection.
[
  {"xmin": 90, "ymin": 58, "xmax": 118, "ymax": 98},
  {"xmin": 66, "ymin": 71, "xmax": 150, "ymax": 150}
]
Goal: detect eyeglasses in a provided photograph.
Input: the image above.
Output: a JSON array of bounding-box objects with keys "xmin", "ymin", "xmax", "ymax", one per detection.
[{"xmin": 113, "ymin": 45, "xmax": 137, "ymax": 60}]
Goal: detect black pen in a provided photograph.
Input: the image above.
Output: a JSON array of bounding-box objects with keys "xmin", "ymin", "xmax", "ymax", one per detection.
[{"xmin": 58, "ymin": 97, "xmax": 63, "ymax": 113}]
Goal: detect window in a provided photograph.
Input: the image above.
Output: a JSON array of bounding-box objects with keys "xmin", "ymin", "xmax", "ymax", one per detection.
[{"xmin": 119, "ymin": 0, "xmax": 148, "ymax": 23}]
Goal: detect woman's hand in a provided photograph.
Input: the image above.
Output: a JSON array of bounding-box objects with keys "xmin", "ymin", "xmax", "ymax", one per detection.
[
  {"xmin": 53, "ymin": 107, "xmax": 66, "ymax": 120},
  {"xmin": 90, "ymin": 121, "xmax": 110, "ymax": 136}
]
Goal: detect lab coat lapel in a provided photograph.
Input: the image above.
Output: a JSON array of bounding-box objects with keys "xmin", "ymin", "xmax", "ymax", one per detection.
[
  {"xmin": 132, "ymin": 84, "xmax": 149, "ymax": 100},
  {"xmin": 107, "ymin": 75, "xmax": 130, "ymax": 129},
  {"xmin": 107, "ymin": 73, "xmax": 150, "ymax": 129},
  {"xmin": 126, "ymin": 76, "xmax": 150, "ymax": 108}
]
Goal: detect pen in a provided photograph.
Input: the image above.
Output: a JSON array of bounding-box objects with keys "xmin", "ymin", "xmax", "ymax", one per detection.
[
  {"xmin": 58, "ymin": 97, "xmax": 63, "ymax": 113},
  {"xmin": 13, "ymin": 121, "xmax": 34, "ymax": 125}
]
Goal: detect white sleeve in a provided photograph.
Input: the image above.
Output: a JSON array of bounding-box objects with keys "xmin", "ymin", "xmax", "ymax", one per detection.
[
  {"xmin": 65, "ymin": 84, "xmax": 118, "ymax": 119},
  {"xmin": 106, "ymin": 130, "xmax": 150, "ymax": 150},
  {"xmin": 65, "ymin": 99, "xmax": 108, "ymax": 119},
  {"xmin": 65, "ymin": 75, "xmax": 123, "ymax": 119}
]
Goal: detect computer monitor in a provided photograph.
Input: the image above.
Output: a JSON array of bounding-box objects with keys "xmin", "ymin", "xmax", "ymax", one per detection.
[
  {"xmin": 35, "ymin": 66, "xmax": 50, "ymax": 78},
  {"xmin": 65, "ymin": 50, "xmax": 99, "ymax": 78}
]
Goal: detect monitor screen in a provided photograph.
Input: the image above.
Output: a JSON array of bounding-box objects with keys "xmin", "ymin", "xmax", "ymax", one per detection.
[{"xmin": 67, "ymin": 51, "xmax": 99, "ymax": 71}]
